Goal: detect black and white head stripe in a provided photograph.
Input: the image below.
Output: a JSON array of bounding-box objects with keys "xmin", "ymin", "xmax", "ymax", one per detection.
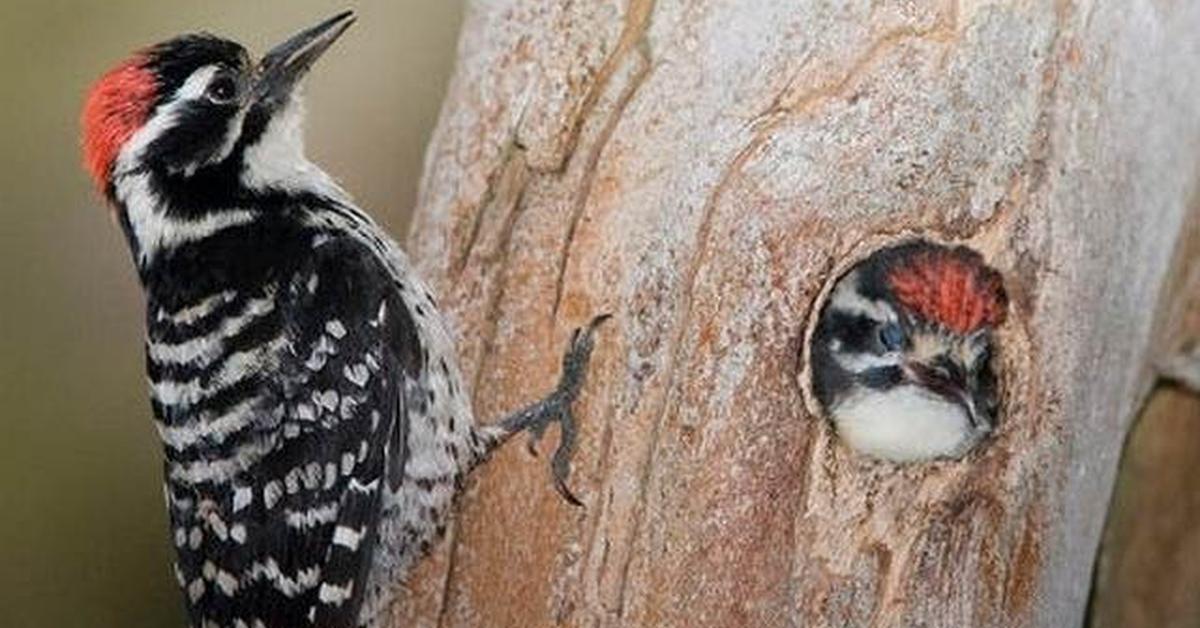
[
  {"xmin": 143, "ymin": 35, "xmax": 249, "ymax": 105},
  {"xmin": 820, "ymin": 269, "xmax": 905, "ymax": 374},
  {"xmin": 107, "ymin": 32, "xmax": 352, "ymax": 269},
  {"xmin": 116, "ymin": 35, "xmax": 252, "ymax": 180}
]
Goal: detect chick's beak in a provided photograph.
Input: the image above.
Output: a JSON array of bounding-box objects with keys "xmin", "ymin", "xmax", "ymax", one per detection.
[
  {"xmin": 253, "ymin": 10, "xmax": 356, "ymax": 108},
  {"xmin": 903, "ymin": 361, "xmax": 992, "ymax": 430}
]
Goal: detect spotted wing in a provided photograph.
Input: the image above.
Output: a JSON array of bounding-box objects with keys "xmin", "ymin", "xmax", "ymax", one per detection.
[
  {"xmin": 222, "ymin": 236, "xmax": 416, "ymax": 628},
  {"xmin": 285, "ymin": 237, "xmax": 422, "ymax": 627}
]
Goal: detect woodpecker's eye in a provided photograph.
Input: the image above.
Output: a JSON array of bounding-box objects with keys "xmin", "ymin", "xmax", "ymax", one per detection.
[
  {"xmin": 878, "ymin": 322, "xmax": 904, "ymax": 352},
  {"xmin": 206, "ymin": 75, "xmax": 239, "ymax": 104}
]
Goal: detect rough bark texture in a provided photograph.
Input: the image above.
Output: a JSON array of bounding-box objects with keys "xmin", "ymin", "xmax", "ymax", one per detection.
[{"xmin": 391, "ymin": 1, "xmax": 1200, "ymax": 626}]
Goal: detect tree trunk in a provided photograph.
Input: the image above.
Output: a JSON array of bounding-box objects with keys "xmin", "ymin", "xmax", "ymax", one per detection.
[{"xmin": 389, "ymin": 1, "xmax": 1200, "ymax": 626}]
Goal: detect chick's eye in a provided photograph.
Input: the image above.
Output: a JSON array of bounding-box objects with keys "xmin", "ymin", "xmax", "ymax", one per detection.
[
  {"xmin": 206, "ymin": 76, "xmax": 238, "ymax": 103},
  {"xmin": 878, "ymin": 322, "xmax": 905, "ymax": 352}
]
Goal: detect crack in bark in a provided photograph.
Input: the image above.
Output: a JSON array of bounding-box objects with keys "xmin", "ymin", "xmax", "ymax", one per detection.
[
  {"xmin": 551, "ymin": 41, "xmax": 653, "ymax": 321},
  {"xmin": 454, "ymin": 131, "xmax": 529, "ymax": 277},
  {"xmin": 610, "ymin": 108, "xmax": 781, "ymax": 622},
  {"xmin": 748, "ymin": 1, "xmax": 959, "ymax": 134},
  {"xmin": 431, "ymin": 528, "xmax": 458, "ymax": 628},
  {"xmin": 436, "ymin": 151, "xmax": 531, "ymax": 628},
  {"xmin": 434, "ymin": 3, "xmax": 658, "ymax": 621},
  {"xmin": 540, "ymin": 0, "xmax": 657, "ymax": 176},
  {"xmin": 466, "ymin": 155, "xmax": 532, "ymax": 413}
]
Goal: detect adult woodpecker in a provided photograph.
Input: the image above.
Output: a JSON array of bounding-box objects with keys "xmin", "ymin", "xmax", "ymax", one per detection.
[
  {"xmin": 809, "ymin": 240, "xmax": 1007, "ymax": 462},
  {"xmin": 81, "ymin": 11, "xmax": 606, "ymax": 627}
]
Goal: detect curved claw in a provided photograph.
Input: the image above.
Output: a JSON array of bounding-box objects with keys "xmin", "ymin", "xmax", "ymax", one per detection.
[
  {"xmin": 551, "ymin": 411, "xmax": 583, "ymax": 507},
  {"xmin": 554, "ymin": 472, "xmax": 584, "ymax": 507},
  {"xmin": 588, "ymin": 312, "xmax": 614, "ymax": 329}
]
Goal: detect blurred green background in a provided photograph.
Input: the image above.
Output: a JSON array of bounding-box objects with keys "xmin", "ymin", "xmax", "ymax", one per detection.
[{"xmin": 0, "ymin": 2, "xmax": 462, "ymax": 625}]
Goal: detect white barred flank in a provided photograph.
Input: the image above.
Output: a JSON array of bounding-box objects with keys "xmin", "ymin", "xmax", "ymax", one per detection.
[
  {"xmin": 147, "ymin": 294, "xmax": 276, "ymax": 367},
  {"xmin": 150, "ymin": 336, "xmax": 287, "ymax": 408},
  {"xmin": 167, "ymin": 436, "xmax": 277, "ymax": 484},
  {"xmin": 157, "ymin": 289, "xmax": 238, "ymax": 326},
  {"xmin": 156, "ymin": 396, "xmax": 260, "ymax": 451}
]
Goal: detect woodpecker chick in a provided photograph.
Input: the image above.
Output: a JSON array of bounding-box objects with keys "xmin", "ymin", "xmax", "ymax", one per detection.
[
  {"xmin": 81, "ymin": 11, "xmax": 606, "ymax": 628},
  {"xmin": 810, "ymin": 240, "xmax": 1007, "ymax": 462}
]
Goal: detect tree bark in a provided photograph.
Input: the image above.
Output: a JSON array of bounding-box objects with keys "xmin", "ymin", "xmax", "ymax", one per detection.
[{"xmin": 390, "ymin": 1, "xmax": 1200, "ymax": 626}]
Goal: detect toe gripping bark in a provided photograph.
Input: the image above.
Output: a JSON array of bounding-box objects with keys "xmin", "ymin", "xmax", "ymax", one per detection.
[{"xmin": 499, "ymin": 314, "xmax": 611, "ymax": 506}]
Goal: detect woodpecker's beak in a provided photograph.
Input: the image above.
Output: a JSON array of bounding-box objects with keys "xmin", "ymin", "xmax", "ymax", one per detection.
[
  {"xmin": 254, "ymin": 10, "xmax": 356, "ymax": 108},
  {"xmin": 903, "ymin": 362, "xmax": 992, "ymax": 430}
]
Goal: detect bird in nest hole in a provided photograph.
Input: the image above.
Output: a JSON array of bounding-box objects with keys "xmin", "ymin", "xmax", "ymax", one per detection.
[{"xmin": 809, "ymin": 240, "xmax": 1008, "ymax": 462}]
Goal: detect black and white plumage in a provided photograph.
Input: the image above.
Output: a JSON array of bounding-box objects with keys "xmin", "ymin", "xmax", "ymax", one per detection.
[
  {"xmin": 809, "ymin": 241, "xmax": 1007, "ymax": 462},
  {"xmin": 82, "ymin": 12, "xmax": 605, "ymax": 628}
]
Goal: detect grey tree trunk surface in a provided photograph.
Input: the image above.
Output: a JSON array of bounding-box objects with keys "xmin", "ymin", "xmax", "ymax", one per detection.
[{"xmin": 388, "ymin": 1, "xmax": 1200, "ymax": 626}]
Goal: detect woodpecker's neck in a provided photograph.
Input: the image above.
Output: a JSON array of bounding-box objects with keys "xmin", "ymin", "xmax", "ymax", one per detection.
[{"xmin": 110, "ymin": 96, "xmax": 349, "ymax": 275}]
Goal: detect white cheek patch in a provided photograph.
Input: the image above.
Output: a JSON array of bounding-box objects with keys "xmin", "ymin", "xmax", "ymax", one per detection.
[
  {"xmin": 113, "ymin": 64, "xmax": 237, "ymax": 178},
  {"xmin": 831, "ymin": 384, "xmax": 983, "ymax": 462},
  {"xmin": 109, "ymin": 64, "xmax": 259, "ymax": 263},
  {"xmin": 113, "ymin": 63, "xmax": 247, "ymax": 177}
]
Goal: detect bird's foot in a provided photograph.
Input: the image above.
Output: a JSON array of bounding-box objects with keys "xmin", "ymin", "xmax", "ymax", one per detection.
[{"xmin": 521, "ymin": 314, "xmax": 610, "ymax": 506}]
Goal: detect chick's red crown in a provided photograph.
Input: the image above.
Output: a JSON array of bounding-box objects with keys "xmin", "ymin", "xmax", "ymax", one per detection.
[{"xmin": 887, "ymin": 246, "xmax": 1007, "ymax": 334}]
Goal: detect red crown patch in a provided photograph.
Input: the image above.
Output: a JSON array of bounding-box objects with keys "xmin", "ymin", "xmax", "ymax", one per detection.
[
  {"xmin": 887, "ymin": 245, "xmax": 1007, "ymax": 334},
  {"xmin": 81, "ymin": 56, "xmax": 157, "ymax": 193}
]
